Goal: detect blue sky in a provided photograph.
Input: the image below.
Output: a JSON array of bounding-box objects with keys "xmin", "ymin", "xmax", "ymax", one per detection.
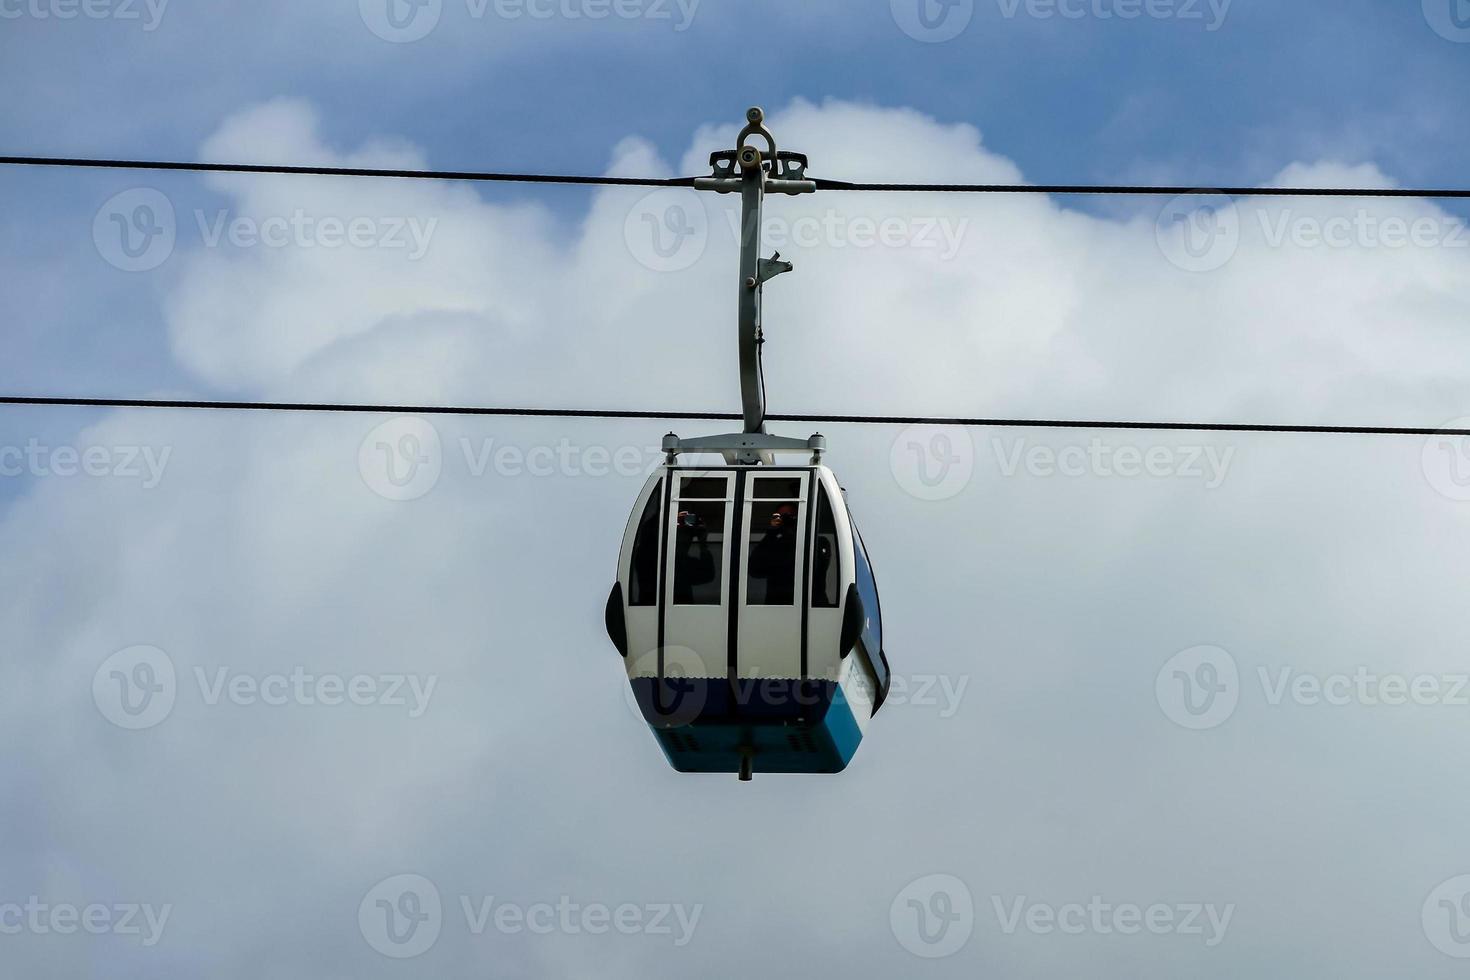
[{"xmin": 5, "ymin": 1, "xmax": 1469, "ymax": 187}]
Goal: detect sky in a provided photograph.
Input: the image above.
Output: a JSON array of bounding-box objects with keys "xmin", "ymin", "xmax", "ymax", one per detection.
[{"xmin": 5, "ymin": 1, "xmax": 1470, "ymax": 977}]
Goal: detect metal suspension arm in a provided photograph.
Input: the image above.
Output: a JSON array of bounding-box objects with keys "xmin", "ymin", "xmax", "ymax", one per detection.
[
  {"xmin": 738, "ymin": 147, "xmax": 768, "ymax": 433},
  {"xmin": 693, "ymin": 108, "xmax": 816, "ymax": 438}
]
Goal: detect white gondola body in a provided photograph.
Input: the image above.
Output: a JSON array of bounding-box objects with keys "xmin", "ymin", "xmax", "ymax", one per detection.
[{"xmin": 606, "ymin": 463, "xmax": 889, "ymax": 775}]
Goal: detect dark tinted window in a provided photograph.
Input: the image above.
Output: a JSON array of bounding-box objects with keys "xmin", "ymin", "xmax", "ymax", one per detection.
[
  {"xmin": 678, "ymin": 478, "xmax": 728, "ymax": 499},
  {"xmin": 747, "ymin": 500, "xmax": 799, "ymax": 605},
  {"xmin": 672, "ymin": 501, "xmax": 725, "ymax": 605},
  {"xmin": 811, "ymin": 486, "xmax": 840, "ymax": 608},
  {"xmin": 852, "ymin": 524, "xmax": 882, "ymax": 654},
  {"xmin": 750, "ymin": 477, "xmax": 803, "ymax": 500},
  {"xmin": 628, "ymin": 481, "xmax": 662, "ymax": 606}
]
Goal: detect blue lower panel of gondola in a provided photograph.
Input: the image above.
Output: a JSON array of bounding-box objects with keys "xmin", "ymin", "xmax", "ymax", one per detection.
[{"xmin": 629, "ymin": 678, "xmax": 865, "ymax": 774}]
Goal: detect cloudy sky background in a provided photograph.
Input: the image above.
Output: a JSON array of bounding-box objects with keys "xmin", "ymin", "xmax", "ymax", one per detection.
[{"xmin": 5, "ymin": 2, "xmax": 1470, "ymax": 977}]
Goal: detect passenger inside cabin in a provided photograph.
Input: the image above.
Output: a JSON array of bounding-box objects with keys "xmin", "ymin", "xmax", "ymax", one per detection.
[
  {"xmin": 673, "ymin": 509, "xmax": 718, "ymax": 604},
  {"xmin": 748, "ymin": 502, "xmax": 798, "ymax": 605}
]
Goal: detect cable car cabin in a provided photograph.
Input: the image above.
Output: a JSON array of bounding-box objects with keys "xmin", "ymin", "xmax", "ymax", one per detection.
[{"xmin": 605, "ymin": 464, "xmax": 890, "ymax": 778}]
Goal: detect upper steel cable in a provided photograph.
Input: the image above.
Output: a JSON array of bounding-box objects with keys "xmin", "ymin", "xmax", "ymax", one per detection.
[
  {"xmin": 3, "ymin": 155, "xmax": 1469, "ymax": 198},
  {"xmin": 1, "ymin": 396, "xmax": 1466, "ymax": 438}
]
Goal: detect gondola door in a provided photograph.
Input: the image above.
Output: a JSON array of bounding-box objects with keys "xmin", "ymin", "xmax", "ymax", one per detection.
[
  {"xmin": 661, "ymin": 471, "xmax": 736, "ymax": 682},
  {"xmin": 737, "ymin": 471, "xmax": 810, "ymax": 685}
]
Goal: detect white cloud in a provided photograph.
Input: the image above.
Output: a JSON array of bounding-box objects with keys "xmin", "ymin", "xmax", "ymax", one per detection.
[{"xmin": 6, "ymin": 99, "xmax": 1470, "ymax": 977}]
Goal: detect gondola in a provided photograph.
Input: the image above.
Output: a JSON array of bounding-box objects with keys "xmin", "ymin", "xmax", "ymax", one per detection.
[{"xmin": 603, "ymin": 109, "xmax": 891, "ymax": 779}]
